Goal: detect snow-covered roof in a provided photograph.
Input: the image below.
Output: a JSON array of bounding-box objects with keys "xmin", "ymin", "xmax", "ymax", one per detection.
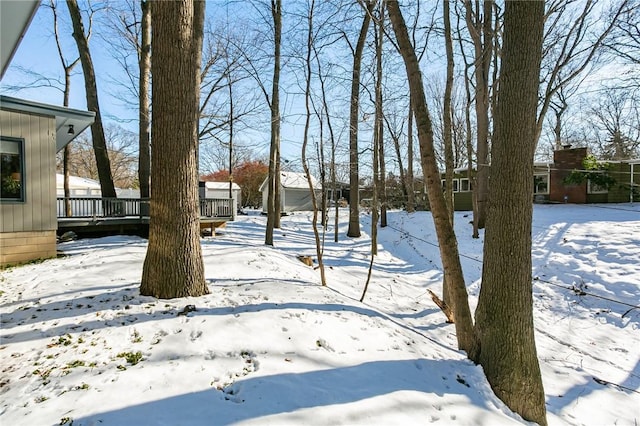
[
  {"xmin": 259, "ymin": 171, "xmax": 319, "ymax": 192},
  {"xmin": 278, "ymin": 172, "xmax": 319, "ymax": 189},
  {"xmin": 56, "ymin": 173, "xmax": 101, "ymax": 190},
  {"xmin": 203, "ymin": 181, "xmax": 241, "ymax": 191}
]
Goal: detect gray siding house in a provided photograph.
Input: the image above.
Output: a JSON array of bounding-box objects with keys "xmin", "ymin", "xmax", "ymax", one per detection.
[{"xmin": 1, "ymin": 1, "xmax": 95, "ymax": 265}]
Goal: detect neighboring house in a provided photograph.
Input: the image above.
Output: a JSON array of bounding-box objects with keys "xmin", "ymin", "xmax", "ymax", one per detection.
[
  {"xmin": 56, "ymin": 173, "xmax": 140, "ymax": 198},
  {"xmin": 1, "ymin": 1, "xmax": 96, "ymax": 266},
  {"xmin": 199, "ymin": 180, "xmax": 241, "ymax": 213},
  {"xmin": 260, "ymin": 171, "xmax": 320, "ymax": 214},
  {"xmin": 548, "ymin": 146, "xmax": 639, "ymax": 204},
  {"xmin": 441, "ymin": 146, "xmax": 640, "ymax": 211},
  {"xmin": 1, "ymin": 97, "xmax": 95, "ymax": 265},
  {"xmin": 56, "ymin": 173, "xmax": 102, "ymax": 197}
]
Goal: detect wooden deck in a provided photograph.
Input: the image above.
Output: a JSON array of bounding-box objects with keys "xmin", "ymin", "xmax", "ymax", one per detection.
[{"xmin": 57, "ymin": 197, "xmax": 234, "ymax": 237}]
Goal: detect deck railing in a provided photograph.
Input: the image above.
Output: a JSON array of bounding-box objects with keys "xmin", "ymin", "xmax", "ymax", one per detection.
[{"xmin": 57, "ymin": 197, "xmax": 234, "ymax": 220}]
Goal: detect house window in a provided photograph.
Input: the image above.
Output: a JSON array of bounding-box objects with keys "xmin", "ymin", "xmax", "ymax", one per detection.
[
  {"xmin": 533, "ymin": 173, "xmax": 549, "ymax": 194},
  {"xmin": 460, "ymin": 178, "xmax": 470, "ymax": 192},
  {"xmin": 441, "ymin": 179, "xmax": 460, "ymax": 192},
  {"xmin": 1, "ymin": 137, "xmax": 25, "ymax": 202},
  {"xmin": 588, "ymin": 179, "xmax": 608, "ymax": 194}
]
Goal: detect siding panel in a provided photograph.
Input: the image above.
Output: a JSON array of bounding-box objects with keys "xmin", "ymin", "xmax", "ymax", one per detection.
[
  {"xmin": 22, "ymin": 113, "xmax": 34, "ymax": 230},
  {"xmin": 0, "ymin": 110, "xmax": 56, "ymax": 233},
  {"xmin": 1, "ymin": 111, "xmax": 18, "ymax": 232}
]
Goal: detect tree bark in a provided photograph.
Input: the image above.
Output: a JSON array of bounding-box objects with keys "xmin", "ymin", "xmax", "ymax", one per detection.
[
  {"xmin": 67, "ymin": 0, "xmax": 116, "ymax": 199},
  {"xmin": 265, "ymin": 0, "xmax": 282, "ymax": 245},
  {"xmin": 138, "ymin": 0, "xmax": 151, "ymax": 199},
  {"xmin": 473, "ymin": 1, "xmax": 547, "ymax": 424},
  {"xmin": 387, "ymin": 0, "xmax": 476, "ymax": 354},
  {"xmin": 140, "ymin": 0, "xmax": 208, "ymax": 299},
  {"xmin": 347, "ymin": 1, "xmax": 374, "ymax": 238},
  {"xmin": 464, "ymin": 0, "xmax": 493, "ymax": 231},
  {"xmin": 442, "ymin": 0, "xmax": 455, "ymax": 306}
]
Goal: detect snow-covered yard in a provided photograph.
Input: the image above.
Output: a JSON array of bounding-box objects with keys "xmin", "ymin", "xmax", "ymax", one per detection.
[{"xmin": 1, "ymin": 204, "xmax": 638, "ymax": 425}]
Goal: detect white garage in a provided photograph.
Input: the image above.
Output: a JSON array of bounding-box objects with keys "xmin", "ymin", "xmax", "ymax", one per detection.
[{"xmin": 260, "ymin": 171, "xmax": 320, "ymax": 214}]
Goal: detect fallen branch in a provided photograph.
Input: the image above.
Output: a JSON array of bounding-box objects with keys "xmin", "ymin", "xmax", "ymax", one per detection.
[
  {"xmin": 593, "ymin": 376, "xmax": 640, "ymax": 394},
  {"xmin": 427, "ymin": 289, "xmax": 454, "ymax": 323}
]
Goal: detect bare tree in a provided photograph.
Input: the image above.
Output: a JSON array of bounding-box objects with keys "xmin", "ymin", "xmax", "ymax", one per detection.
[
  {"xmin": 313, "ymin": 34, "xmax": 342, "ymax": 243},
  {"xmin": 138, "ymin": 0, "xmax": 151, "ymax": 199},
  {"xmin": 265, "ymin": 0, "xmax": 282, "ymax": 245},
  {"xmin": 387, "ymin": 0, "xmax": 476, "ymax": 354},
  {"xmin": 589, "ymin": 88, "xmax": 640, "ymax": 159},
  {"xmin": 464, "ymin": 0, "xmax": 494, "ymax": 234},
  {"xmin": 46, "ymin": 0, "xmax": 81, "ymax": 216},
  {"xmin": 56, "ymin": 124, "xmax": 139, "ymax": 189},
  {"xmin": 198, "ymin": 22, "xmax": 262, "ymax": 153},
  {"xmin": 374, "ymin": 3, "xmax": 387, "ymax": 228},
  {"xmin": 140, "ymin": 0, "xmax": 208, "ymax": 299},
  {"xmin": 100, "ymin": 0, "xmax": 151, "ymax": 198},
  {"xmin": 605, "ymin": 2, "xmax": 639, "ymax": 89},
  {"xmin": 67, "ymin": 0, "xmax": 116, "ymax": 198},
  {"xmin": 536, "ymin": 0, "xmax": 629, "ymax": 145},
  {"xmin": 441, "ymin": 0, "xmax": 455, "ymax": 306},
  {"xmin": 346, "ymin": 0, "xmax": 375, "ymax": 238},
  {"xmin": 443, "ymin": 0, "xmax": 455, "ymax": 225},
  {"xmin": 473, "ymin": 2, "xmax": 547, "ymax": 423},
  {"xmin": 300, "ymin": 0, "xmax": 327, "ymax": 286},
  {"xmin": 383, "ymin": 109, "xmax": 410, "ymax": 207}
]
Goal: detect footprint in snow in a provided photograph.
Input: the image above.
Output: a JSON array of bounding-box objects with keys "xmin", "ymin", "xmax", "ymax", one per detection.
[
  {"xmin": 315, "ymin": 338, "xmax": 334, "ymax": 352},
  {"xmin": 190, "ymin": 330, "xmax": 203, "ymax": 341}
]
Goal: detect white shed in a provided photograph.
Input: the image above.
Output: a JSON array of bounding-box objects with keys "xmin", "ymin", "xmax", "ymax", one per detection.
[
  {"xmin": 199, "ymin": 181, "xmax": 241, "ymax": 207},
  {"xmin": 260, "ymin": 171, "xmax": 320, "ymax": 214}
]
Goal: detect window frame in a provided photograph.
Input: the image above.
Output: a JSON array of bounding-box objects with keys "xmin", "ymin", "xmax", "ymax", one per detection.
[
  {"xmin": 0, "ymin": 136, "xmax": 26, "ymax": 203},
  {"xmin": 459, "ymin": 177, "xmax": 470, "ymax": 192},
  {"xmin": 533, "ymin": 173, "xmax": 549, "ymax": 195},
  {"xmin": 441, "ymin": 178, "xmax": 460, "ymax": 193},
  {"xmin": 587, "ymin": 178, "xmax": 608, "ymax": 194}
]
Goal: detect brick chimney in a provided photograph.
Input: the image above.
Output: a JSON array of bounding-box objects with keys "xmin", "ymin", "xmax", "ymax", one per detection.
[{"xmin": 550, "ymin": 147, "xmax": 587, "ymax": 203}]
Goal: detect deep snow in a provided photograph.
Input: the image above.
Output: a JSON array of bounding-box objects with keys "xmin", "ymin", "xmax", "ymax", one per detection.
[{"xmin": 1, "ymin": 204, "xmax": 638, "ymax": 425}]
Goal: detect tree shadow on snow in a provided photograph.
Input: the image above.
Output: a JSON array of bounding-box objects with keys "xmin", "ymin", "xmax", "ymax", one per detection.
[
  {"xmin": 547, "ymin": 356, "xmax": 640, "ymax": 420},
  {"xmin": 70, "ymin": 358, "xmax": 507, "ymax": 426}
]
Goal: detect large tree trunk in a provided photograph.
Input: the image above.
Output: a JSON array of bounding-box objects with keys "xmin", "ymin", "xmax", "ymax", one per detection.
[
  {"xmin": 140, "ymin": 0, "xmax": 208, "ymax": 299},
  {"xmin": 265, "ymin": 0, "xmax": 282, "ymax": 245},
  {"xmin": 347, "ymin": 1, "xmax": 374, "ymax": 238},
  {"xmin": 473, "ymin": 1, "xmax": 547, "ymax": 424},
  {"xmin": 67, "ymin": 0, "xmax": 116, "ymax": 199},
  {"xmin": 387, "ymin": 0, "xmax": 476, "ymax": 354},
  {"xmin": 138, "ymin": 0, "xmax": 151, "ymax": 199}
]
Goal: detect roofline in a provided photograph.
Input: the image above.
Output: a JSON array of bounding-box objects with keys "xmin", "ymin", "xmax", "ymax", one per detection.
[
  {"xmin": 1, "ymin": 0, "xmax": 40, "ymax": 79},
  {"xmin": 0, "ymin": 95, "xmax": 95, "ymax": 152},
  {"xmin": 0, "ymin": 95, "xmax": 94, "ymax": 121}
]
